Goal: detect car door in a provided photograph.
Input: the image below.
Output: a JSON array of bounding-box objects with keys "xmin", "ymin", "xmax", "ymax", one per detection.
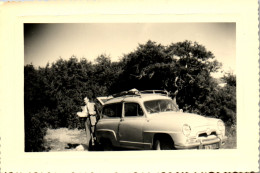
[
  {"xmin": 96, "ymin": 103, "xmax": 122, "ymax": 147},
  {"xmin": 118, "ymin": 102, "xmax": 146, "ymax": 149}
]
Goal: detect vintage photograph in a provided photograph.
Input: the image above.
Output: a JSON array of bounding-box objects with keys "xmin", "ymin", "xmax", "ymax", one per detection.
[
  {"xmin": 1, "ymin": 0, "xmax": 259, "ymax": 172},
  {"xmin": 24, "ymin": 23, "xmax": 236, "ymax": 152}
]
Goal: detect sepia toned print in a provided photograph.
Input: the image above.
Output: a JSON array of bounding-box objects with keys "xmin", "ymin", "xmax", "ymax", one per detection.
[
  {"xmin": 1, "ymin": 1, "xmax": 259, "ymax": 172},
  {"xmin": 24, "ymin": 23, "xmax": 236, "ymax": 152}
]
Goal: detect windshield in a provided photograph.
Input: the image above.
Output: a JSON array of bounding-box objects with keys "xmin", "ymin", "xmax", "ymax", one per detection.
[{"xmin": 144, "ymin": 99, "xmax": 179, "ymax": 114}]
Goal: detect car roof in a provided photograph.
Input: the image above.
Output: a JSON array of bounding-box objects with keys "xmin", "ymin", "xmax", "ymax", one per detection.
[{"xmin": 104, "ymin": 94, "xmax": 171, "ymax": 105}]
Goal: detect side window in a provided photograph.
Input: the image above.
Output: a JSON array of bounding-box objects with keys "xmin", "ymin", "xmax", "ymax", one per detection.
[
  {"xmin": 102, "ymin": 103, "xmax": 122, "ymax": 118},
  {"xmin": 124, "ymin": 103, "xmax": 144, "ymax": 117}
]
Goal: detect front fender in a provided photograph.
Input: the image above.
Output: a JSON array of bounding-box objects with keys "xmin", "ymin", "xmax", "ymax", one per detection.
[
  {"xmin": 142, "ymin": 118, "xmax": 183, "ymax": 149},
  {"xmin": 143, "ymin": 130, "xmax": 183, "ymax": 149},
  {"xmin": 96, "ymin": 129, "xmax": 119, "ymax": 147}
]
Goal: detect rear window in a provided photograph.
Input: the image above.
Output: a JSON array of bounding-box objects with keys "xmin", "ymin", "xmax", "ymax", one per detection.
[{"xmin": 102, "ymin": 103, "xmax": 122, "ymax": 118}]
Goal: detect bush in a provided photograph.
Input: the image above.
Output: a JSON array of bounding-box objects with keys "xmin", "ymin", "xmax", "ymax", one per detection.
[{"xmin": 25, "ymin": 112, "xmax": 47, "ymax": 152}]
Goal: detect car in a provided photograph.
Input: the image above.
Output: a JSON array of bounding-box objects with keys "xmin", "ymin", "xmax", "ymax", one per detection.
[{"xmin": 95, "ymin": 89, "xmax": 227, "ymax": 150}]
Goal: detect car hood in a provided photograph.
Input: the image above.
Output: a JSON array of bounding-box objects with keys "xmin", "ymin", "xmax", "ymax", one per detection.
[{"xmin": 148, "ymin": 112, "xmax": 217, "ymax": 128}]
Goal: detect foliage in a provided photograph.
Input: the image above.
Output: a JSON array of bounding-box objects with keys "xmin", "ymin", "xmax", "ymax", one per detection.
[
  {"xmin": 111, "ymin": 40, "xmax": 224, "ymax": 114},
  {"xmin": 24, "ymin": 40, "xmax": 236, "ymax": 151},
  {"xmin": 222, "ymin": 72, "xmax": 236, "ymax": 87},
  {"xmin": 218, "ymin": 73, "xmax": 236, "ymax": 125},
  {"xmin": 24, "ymin": 64, "xmax": 48, "ymax": 151}
]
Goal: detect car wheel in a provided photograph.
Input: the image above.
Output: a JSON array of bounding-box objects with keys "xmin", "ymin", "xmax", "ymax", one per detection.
[
  {"xmin": 153, "ymin": 137, "xmax": 175, "ymax": 150},
  {"xmin": 100, "ymin": 139, "xmax": 113, "ymax": 151}
]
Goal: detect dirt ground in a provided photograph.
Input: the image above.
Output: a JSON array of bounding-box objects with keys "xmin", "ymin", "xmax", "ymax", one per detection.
[{"xmin": 44, "ymin": 128, "xmax": 89, "ymax": 151}]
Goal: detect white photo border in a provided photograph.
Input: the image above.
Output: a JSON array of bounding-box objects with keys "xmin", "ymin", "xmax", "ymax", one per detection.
[{"xmin": 0, "ymin": 1, "xmax": 259, "ymax": 172}]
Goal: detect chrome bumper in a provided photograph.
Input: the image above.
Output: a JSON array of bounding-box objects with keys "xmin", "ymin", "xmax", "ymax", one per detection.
[{"xmin": 175, "ymin": 136, "xmax": 227, "ymax": 149}]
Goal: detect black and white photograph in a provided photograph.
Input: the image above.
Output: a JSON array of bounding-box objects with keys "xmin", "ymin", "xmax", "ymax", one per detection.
[
  {"xmin": 0, "ymin": 1, "xmax": 259, "ymax": 172},
  {"xmin": 24, "ymin": 23, "xmax": 236, "ymax": 152}
]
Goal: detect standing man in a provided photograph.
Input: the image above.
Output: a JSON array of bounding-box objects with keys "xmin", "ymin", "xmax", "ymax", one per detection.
[{"xmin": 77, "ymin": 97, "xmax": 97, "ymax": 150}]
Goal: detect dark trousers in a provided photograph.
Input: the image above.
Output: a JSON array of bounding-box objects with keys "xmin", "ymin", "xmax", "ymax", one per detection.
[{"xmin": 84, "ymin": 117, "xmax": 92, "ymax": 149}]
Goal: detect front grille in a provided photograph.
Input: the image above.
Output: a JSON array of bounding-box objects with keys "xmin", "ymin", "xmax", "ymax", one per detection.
[{"xmin": 198, "ymin": 131, "xmax": 217, "ymax": 137}]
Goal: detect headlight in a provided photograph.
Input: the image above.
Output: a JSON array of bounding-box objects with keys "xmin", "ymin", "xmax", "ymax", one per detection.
[
  {"xmin": 217, "ymin": 120, "xmax": 225, "ymax": 132},
  {"xmin": 182, "ymin": 124, "xmax": 191, "ymax": 137}
]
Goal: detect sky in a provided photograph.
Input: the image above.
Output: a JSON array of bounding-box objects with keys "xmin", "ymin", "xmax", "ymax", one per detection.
[{"xmin": 24, "ymin": 23, "xmax": 236, "ymax": 77}]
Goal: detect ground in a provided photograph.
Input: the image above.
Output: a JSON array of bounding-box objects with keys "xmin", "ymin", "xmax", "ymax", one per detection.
[
  {"xmin": 44, "ymin": 127, "xmax": 236, "ymax": 151},
  {"xmin": 222, "ymin": 125, "xmax": 237, "ymax": 149},
  {"xmin": 44, "ymin": 128, "xmax": 89, "ymax": 151}
]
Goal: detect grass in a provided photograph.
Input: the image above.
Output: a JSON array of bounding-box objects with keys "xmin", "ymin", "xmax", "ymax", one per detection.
[{"xmin": 222, "ymin": 124, "xmax": 237, "ymax": 149}]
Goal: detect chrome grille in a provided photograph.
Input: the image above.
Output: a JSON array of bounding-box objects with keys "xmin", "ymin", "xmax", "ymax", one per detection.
[{"xmin": 198, "ymin": 131, "xmax": 217, "ymax": 137}]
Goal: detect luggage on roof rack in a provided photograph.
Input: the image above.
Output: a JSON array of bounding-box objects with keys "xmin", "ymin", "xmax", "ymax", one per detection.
[
  {"xmin": 112, "ymin": 89, "xmax": 169, "ymax": 98},
  {"xmin": 96, "ymin": 89, "xmax": 169, "ymax": 105},
  {"xmin": 112, "ymin": 88, "xmax": 140, "ymax": 98}
]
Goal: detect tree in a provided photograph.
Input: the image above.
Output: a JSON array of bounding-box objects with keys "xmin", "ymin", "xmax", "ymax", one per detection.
[
  {"xmin": 24, "ymin": 64, "xmax": 48, "ymax": 151},
  {"xmin": 222, "ymin": 72, "xmax": 236, "ymax": 87},
  {"xmin": 110, "ymin": 40, "xmax": 172, "ymax": 92},
  {"xmin": 93, "ymin": 54, "xmax": 123, "ymax": 96},
  {"xmin": 25, "ymin": 55, "xmax": 121, "ymax": 130},
  {"xmin": 43, "ymin": 57, "xmax": 96, "ymax": 128},
  {"xmin": 218, "ymin": 73, "xmax": 236, "ymax": 125},
  {"xmin": 110, "ymin": 40, "xmax": 222, "ymax": 114},
  {"xmin": 165, "ymin": 41, "xmax": 222, "ymax": 110}
]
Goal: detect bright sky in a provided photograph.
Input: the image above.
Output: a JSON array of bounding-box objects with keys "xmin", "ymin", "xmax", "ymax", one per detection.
[{"xmin": 24, "ymin": 23, "xmax": 236, "ymax": 77}]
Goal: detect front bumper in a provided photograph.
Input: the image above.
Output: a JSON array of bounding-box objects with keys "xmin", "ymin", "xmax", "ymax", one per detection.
[{"xmin": 175, "ymin": 136, "xmax": 227, "ymax": 149}]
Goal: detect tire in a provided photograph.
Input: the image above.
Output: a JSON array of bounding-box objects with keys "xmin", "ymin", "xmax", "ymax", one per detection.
[
  {"xmin": 88, "ymin": 140, "xmax": 99, "ymax": 151},
  {"xmin": 153, "ymin": 137, "xmax": 175, "ymax": 150},
  {"xmin": 100, "ymin": 139, "xmax": 113, "ymax": 151}
]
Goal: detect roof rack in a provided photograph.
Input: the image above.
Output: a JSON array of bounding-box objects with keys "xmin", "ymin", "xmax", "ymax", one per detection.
[
  {"xmin": 96, "ymin": 89, "xmax": 170, "ymax": 105},
  {"xmin": 112, "ymin": 89, "xmax": 169, "ymax": 98},
  {"xmin": 112, "ymin": 88, "xmax": 141, "ymax": 98},
  {"xmin": 139, "ymin": 90, "xmax": 169, "ymax": 96}
]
